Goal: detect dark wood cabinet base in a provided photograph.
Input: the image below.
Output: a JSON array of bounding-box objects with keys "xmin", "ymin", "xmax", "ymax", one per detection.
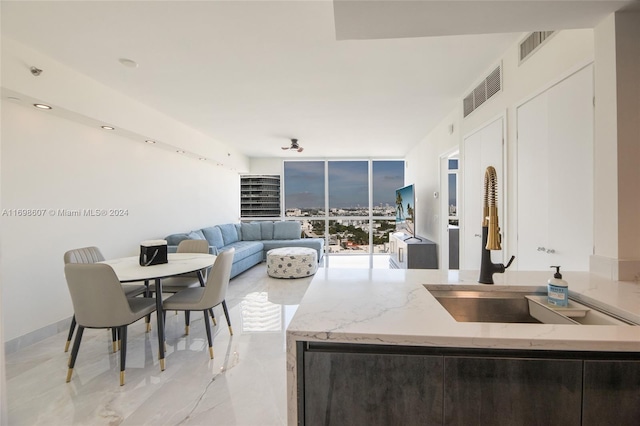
[{"xmin": 297, "ymin": 342, "xmax": 640, "ymax": 426}]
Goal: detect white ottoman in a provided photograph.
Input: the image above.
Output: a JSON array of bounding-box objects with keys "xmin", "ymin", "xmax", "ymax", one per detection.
[{"xmin": 267, "ymin": 247, "xmax": 318, "ymax": 279}]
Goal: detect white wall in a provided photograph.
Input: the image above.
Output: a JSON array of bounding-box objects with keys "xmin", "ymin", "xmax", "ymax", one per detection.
[
  {"xmin": 0, "ymin": 98, "xmax": 7, "ymax": 422},
  {"xmin": 407, "ymin": 29, "xmax": 596, "ymax": 269},
  {"xmin": 593, "ymin": 14, "xmax": 619, "ymax": 261},
  {"xmin": 614, "ymin": 12, "xmax": 640, "ymax": 262},
  {"xmin": 592, "ymin": 11, "xmax": 640, "ymax": 280},
  {"xmin": 405, "ymin": 108, "xmax": 461, "ymax": 244},
  {"xmin": 249, "ymin": 158, "xmax": 283, "ymax": 175},
  {"xmin": 1, "ymin": 101, "xmax": 240, "ymax": 342}
]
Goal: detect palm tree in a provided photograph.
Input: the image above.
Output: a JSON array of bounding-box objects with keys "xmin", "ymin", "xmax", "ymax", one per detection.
[{"xmin": 396, "ymin": 192, "xmax": 404, "ymax": 220}]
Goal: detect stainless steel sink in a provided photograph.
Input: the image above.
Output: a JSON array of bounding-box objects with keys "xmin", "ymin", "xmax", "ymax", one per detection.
[
  {"xmin": 425, "ymin": 285, "xmax": 636, "ymax": 325},
  {"xmin": 426, "ymin": 287, "xmax": 546, "ymax": 323}
]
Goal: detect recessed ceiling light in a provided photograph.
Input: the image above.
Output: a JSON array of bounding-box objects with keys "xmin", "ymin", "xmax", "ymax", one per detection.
[
  {"xmin": 101, "ymin": 126, "xmax": 115, "ymax": 130},
  {"xmin": 118, "ymin": 58, "xmax": 138, "ymax": 68},
  {"xmin": 145, "ymin": 140, "xmax": 156, "ymax": 144},
  {"xmin": 33, "ymin": 103, "xmax": 52, "ymax": 109},
  {"xmin": 176, "ymin": 150, "xmax": 185, "ymax": 154}
]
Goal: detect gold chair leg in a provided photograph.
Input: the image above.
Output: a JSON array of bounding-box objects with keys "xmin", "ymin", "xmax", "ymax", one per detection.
[
  {"xmin": 64, "ymin": 340, "xmax": 71, "ymax": 352},
  {"xmin": 120, "ymin": 371, "xmax": 125, "ymax": 386},
  {"xmin": 146, "ymin": 322, "xmax": 151, "ymax": 333},
  {"xmin": 228, "ymin": 326, "xmax": 233, "ymax": 336},
  {"xmin": 66, "ymin": 368, "xmax": 73, "ymax": 383},
  {"xmin": 185, "ymin": 325, "xmax": 190, "ymax": 335},
  {"xmin": 160, "ymin": 358, "xmax": 165, "ymax": 371},
  {"xmin": 112, "ymin": 341, "xmax": 118, "ymax": 353},
  {"xmin": 212, "ymin": 317, "xmax": 217, "ymax": 326},
  {"xmin": 209, "ymin": 347, "xmax": 214, "ymax": 359}
]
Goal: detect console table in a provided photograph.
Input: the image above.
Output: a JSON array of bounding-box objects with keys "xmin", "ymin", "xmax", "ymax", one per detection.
[{"xmin": 389, "ymin": 232, "xmax": 437, "ymax": 269}]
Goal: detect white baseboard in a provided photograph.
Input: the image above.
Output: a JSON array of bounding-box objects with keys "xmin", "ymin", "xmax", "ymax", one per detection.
[{"xmin": 4, "ymin": 317, "xmax": 72, "ymax": 355}]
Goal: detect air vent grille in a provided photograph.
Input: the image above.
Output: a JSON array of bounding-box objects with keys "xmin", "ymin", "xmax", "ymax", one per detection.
[
  {"xmin": 463, "ymin": 95, "xmax": 474, "ymax": 117},
  {"xmin": 473, "ymin": 85, "xmax": 487, "ymax": 109},
  {"xmin": 486, "ymin": 66, "xmax": 501, "ymax": 99},
  {"xmin": 520, "ymin": 31, "xmax": 555, "ymax": 63},
  {"xmin": 463, "ymin": 64, "xmax": 502, "ymax": 118}
]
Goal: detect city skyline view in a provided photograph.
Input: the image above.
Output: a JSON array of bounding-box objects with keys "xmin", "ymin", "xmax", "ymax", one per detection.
[{"xmin": 284, "ymin": 160, "xmax": 405, "ymax": 210}]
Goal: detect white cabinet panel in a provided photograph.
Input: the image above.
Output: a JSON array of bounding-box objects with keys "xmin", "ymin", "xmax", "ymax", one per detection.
[
  {"xmin": 517, "ymin": 65, "xmax": 593, "ymax": 271},
  {"xmin": 462, "ymin": 117, "xmax": 504, "ymax": 271},
  {"xmin": 517, "ymin": 92, "xmax": 550, "ymax": 270}
]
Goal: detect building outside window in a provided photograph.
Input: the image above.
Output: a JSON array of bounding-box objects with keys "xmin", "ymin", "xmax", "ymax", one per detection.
[{"xmin": 240, "ymin": 175, "xmax": 282, "ymax": 218}]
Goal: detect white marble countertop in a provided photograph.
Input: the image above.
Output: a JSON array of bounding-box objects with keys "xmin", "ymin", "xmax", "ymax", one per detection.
[
  {"xmin": 286, "ymin": 268, "xmax": 640, "ymax": 424},
  {"xmin": 287, "ymin": 268, "xmax": 640, "ymax": 351}
]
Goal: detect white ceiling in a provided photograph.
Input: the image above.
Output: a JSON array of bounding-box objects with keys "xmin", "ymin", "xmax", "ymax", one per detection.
[{"xmin": 1, "ymin": 1, "xmax": 634, "ymax": 159}]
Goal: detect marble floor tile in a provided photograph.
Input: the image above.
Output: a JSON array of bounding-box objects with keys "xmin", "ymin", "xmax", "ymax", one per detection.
[{"xmin": 5, "ymin": 263, "xmax": 317, "ymax": 426}]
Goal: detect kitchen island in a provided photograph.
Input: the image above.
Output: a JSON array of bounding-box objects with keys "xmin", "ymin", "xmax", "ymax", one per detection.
[{"xmin": 286, "ymin": 268, "xmax": 640, "ymax": 425}]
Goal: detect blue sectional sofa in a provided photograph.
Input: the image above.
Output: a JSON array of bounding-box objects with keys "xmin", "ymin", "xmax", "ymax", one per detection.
[{"xmin": 165, "ymin": 221, "xmax": 324, "ymax": 279}]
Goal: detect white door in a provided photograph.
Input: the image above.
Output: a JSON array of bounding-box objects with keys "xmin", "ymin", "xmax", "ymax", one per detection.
[
  {"xmin": 516, "ymin": 92, "xmax": 550, "ymax": 270},
  {"xmin": 517, "ymin": 64, "xmax": 593, "ymax": 271},
  {"xmin": 462, "ymin": 117, "xmax": 504, "ymax": 270}
]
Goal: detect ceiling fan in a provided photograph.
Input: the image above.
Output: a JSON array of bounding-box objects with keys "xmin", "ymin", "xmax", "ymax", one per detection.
[{"xmin": 281, "ymin": 138, "xmax": 304, "ymax": 153}]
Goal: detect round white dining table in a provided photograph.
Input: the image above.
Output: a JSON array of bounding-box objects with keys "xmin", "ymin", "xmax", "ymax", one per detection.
[{"xmin": 101, "ymin": 253, "xmax": 217, "ymax": 370}]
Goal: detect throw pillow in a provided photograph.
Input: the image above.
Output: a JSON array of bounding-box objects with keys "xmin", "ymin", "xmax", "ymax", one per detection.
[
  {"xmin": 241, "ymin": 222, "xmax": 262, "ymax": 241},
  {"xmin": 187, "ymin": 230, "xmax": 206, "ymax": 240},
  {"xmin": 260, "ymin": 221, "xmax": 274, "ymax": 240},
  {"xmin": 201, "ymin": 226, "xmax": 225, "ymax": 249},
  {"xmin": 218, "ymin": 223, "xmax": 239, "ymax": 245},
  {"xmin": 273, "ymin": 221, "xmax": 301, "ymax": 240}
]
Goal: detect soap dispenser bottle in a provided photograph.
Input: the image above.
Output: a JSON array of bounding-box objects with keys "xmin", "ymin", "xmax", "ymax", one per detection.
[{"xmin": 547, "ymin": 266, "xmax": 569, "ymax": 307}]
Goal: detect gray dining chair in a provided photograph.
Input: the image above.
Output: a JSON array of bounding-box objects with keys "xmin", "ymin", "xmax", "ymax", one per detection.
[
  {"xmin": 162, "ymin": 249, "xmax": 234, "ymax": 359},
  {"xmin": 63, "ymin": 246, "xmax": 147, "ymax": 352},
  {"xmin": 64, "ymin": 263, "xmax": 157, "ymax": 386},
  {"xmin": 148, "ymin": 239, "xmax": 210, "ymax": 334}
]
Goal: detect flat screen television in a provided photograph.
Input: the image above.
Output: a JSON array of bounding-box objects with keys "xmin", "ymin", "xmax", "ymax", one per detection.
[{"xmin": 395, "ymin": 184, "xmax": 416, "ymax": 239}]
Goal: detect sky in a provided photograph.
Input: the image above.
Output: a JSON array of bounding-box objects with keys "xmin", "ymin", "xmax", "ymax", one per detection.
[{"xmin": 284, "ymin": 160, "xmax": 404, "ymax": 209}]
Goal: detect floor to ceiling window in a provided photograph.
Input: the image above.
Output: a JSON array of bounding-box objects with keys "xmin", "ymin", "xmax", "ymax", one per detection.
[{"xmin": 284, "ymin": 160, "xmax": 404, "ymax": 254}]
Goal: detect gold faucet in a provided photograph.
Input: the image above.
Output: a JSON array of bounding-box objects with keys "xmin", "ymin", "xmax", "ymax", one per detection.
[
  {"xmin": 483, "ymin": 166, "xmax": 501, "ymax": 250},
  {"xmin": 479, "ymin": 166, "xmax": 515, "ymax": 284}
]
